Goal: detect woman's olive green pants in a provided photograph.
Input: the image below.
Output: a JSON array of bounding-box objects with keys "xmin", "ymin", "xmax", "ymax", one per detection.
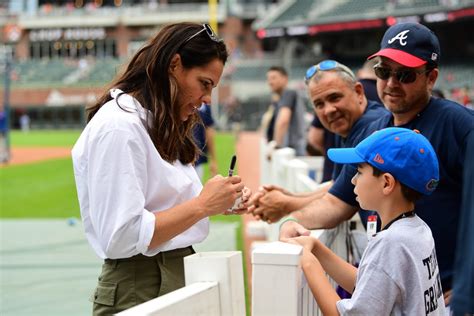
[{"xmin": 91, "ymin": 246, "xmax": 194, "ymax": 315}]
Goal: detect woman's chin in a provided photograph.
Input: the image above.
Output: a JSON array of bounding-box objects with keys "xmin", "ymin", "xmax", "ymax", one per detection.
[{"xmin": 181, "ymin": 112, "xmax": 193, "ymax": 121}]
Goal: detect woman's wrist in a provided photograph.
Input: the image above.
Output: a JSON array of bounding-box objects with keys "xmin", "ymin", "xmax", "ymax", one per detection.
[{"xmin": 193, "ymin": 196, "xmax": 210, "ymax": 218}]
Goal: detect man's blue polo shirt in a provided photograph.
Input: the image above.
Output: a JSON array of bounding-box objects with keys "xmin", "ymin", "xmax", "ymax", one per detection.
[
  {"xmin": 452, "ymin": 130, "xmax": 474, "ymax": 315},
  {"xmin": 331, "ymin": 100, "xmax": 388, "ymax": 179},
  {"xmin": 194, "ymin": 104, "xmax": 214, "ymax": 166},
  {"xmin": 310, "ymin": 114, "xmax": 335, "ymax": 182},
  {"xmin": 329, "ymin": 97, "xmax": 474, "ymax": 291}
]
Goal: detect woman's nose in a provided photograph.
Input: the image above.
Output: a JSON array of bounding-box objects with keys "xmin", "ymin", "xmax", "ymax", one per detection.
[{"xmin": 202, "ymin": 94, "xmax": 212, "ymax": 105}]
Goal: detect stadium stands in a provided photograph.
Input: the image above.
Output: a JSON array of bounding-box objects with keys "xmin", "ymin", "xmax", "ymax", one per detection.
[
  {"xmin": 260, "ymin": 0, "xmax": 473, "ymax": 28},
  {"xmin": 317, "ymin": 0, "xmax": 386, "ymax": 20},
  {"xmin": 4, "ymin": 0, "xmax": 473, "ymax": 130},
  {"xmin": 13, "ymin": 59, "xmax": 76, "ymax": 87},
  {"xmin": 270, "ymin": 1, "xmax": 318, "ymax": 26},
  {"xmin": 12, "ymin": 58, "xmax": 122, "ymax": 87},
  {"xmin": 11, "ymin": 56, "xmax": 473, "ymax": 100}
]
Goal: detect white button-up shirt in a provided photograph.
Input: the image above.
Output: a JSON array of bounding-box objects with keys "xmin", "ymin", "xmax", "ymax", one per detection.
[{"xmin": 72, "ymin": 89, "xmax": 208, "ymax": 259}]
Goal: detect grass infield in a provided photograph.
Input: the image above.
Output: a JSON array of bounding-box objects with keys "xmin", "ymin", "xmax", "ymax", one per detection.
[{"xmin": 1, "ymin": 130, "xmax": 239, "ymax": 223}]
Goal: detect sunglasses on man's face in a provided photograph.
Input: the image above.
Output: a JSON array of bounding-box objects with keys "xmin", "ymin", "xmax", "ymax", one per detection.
[
  {"xmin": 373, "ymin": 66, "xmax": 431, "ymax": 84},
  {"xmin": 180, "ymin": 23, "xmax": 222, "ymax": 50},
  {"xmin": 304, "ymin": 60, "xmax": 356, "ymax": 85}
]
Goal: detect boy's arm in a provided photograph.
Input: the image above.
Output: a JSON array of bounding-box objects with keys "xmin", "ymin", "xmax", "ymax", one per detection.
[
  {"xmin": 312, "ymin": 238, "xmax": 358, "ymax": 294},
  {"xmin": 300, "ymin": 250, "xmax": 341, "ymax": 316},
  {"xmin": 280, "ymin": 193, "xmax": 358, "ymax": 239}
]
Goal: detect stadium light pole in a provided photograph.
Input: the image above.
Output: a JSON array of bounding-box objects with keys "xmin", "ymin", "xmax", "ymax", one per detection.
[
  {"xmin": 208, "ymin": 0, "xmax": 220, "ymax": 126},
  {"xmin": 208, "ymin": 0, "xmax": 218, "ymax": 35}
]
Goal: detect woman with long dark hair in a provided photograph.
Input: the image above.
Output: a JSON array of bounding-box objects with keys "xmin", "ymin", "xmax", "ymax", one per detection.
[{"xmin": 72, "ymin": 22, "xmax": 249, "ymax": 315}]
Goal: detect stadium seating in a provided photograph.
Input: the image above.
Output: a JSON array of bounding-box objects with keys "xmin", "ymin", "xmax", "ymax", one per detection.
[
  {"xmin": 436, "ymin": 60, "xmax": 474, "ymax": 92},
  {"xmin": 9, "ymin": 54, "xmax": 472, "ymax": 111},
  {"xmin": 12, "ymin": 58, "xmax": 123, "ymax": 87},
  {"xmin": 13, "ymin": 59, "xmax": 76, "ymax": 87},
  {"xmin": 271, "ymin": 1, "xmax": 318, "ymax": 26},
  {"xmin": 317, "ymin": 0, "xmax": 386, "ymax": 20},
  {"xmin": 395, "ymin": 0, "xmax": 441, "ymax": 10},
  {"xmin": 85, "ymin": 58, "xmax": 123, "ymax": 85}
]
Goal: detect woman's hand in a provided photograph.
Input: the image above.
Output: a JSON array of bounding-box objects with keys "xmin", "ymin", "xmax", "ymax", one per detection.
[{"xmin": 197, "ymin": 175, "xmax": 244, "ymax": 216}]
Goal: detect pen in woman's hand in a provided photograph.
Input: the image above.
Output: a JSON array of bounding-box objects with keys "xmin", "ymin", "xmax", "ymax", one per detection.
[
  {"xmin": 227, "ymin": 154, "xmax": 240, "ymax": 213},
  {"xmin": 228, "ymin": 155, "xmax": 237, "ymax": 177}
]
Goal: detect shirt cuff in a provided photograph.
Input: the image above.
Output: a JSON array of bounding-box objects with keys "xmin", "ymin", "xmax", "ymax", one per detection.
[{"xmin": 136, "ymin": 210, "xmax": 156, "ymax": 254}]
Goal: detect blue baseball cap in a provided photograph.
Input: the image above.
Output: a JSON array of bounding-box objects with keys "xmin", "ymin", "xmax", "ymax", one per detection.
[
  {"xmin": 368, "ymin": 22, "xmax": 440, "ymax": 68},
  {"xmin": 328, "ymin": 127, "xmax": 439, "ymax": 195}
]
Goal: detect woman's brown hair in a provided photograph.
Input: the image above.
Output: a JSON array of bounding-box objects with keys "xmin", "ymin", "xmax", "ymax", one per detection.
[{"xmin": 86, "ymin": 22, "xmax": 228, "ymax": 164}]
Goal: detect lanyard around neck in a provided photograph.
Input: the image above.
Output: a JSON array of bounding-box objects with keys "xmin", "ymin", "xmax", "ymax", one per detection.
[{"xmin": 381, "ymin": 210, "xmax": 416, "ymax": 231}]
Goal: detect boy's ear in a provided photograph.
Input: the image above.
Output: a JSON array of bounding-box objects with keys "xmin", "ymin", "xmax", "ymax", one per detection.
[{"xmin": 381, "ymin": 173, "xmax": 397, "ymax": 195}]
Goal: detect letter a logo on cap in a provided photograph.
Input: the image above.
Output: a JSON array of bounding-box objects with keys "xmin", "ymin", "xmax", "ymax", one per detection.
[
  {"xmin": 388, "ymin": 30, "xmax": 410, "ymax": 46},
  {"xmin": 373, "ymin": 153, "xmax": 384, "ymax": 164}
]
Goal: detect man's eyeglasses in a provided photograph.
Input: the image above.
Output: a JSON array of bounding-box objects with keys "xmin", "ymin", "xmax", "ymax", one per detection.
[
  {"xmin": 304, "ymin": 60, "xmax": 356, "ymax": 85},
  {"xmin": 179, "ymin": 23, "xmax": 222, "ymax": 50},
  {"xmin": 373, "ymin": 66, "xmax": 431, "ymax": 84}
]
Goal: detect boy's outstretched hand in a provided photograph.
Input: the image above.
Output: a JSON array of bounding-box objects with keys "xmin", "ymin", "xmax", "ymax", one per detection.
[{"xmin": 283, "ymin": 235, "xmax": 317, "ymax": 253}]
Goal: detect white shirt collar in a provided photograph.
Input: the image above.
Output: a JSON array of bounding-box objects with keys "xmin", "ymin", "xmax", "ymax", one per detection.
[{"xmin": 110, "ymin": 88, "xmax": 153, "ymax": 128}]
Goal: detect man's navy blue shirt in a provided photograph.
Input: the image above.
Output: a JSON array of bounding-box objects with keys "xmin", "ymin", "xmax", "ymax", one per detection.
[
  {"xmin": 329, "ymin": 97, "xmax": 474, "ymax": 291},
  {"xmin": 194, "ymin": 104, "xmax": 214, "ymax": 166},
  {"xmin": 310, "ymin": 115, "xmax": 335, "ymax": 182},
  {"xmin": 331, "ymin": 100, "xmax": 388, "ymax": 179},
  {"xmin": 310, "ymin": 100, "xmax": 387, "ymax": 182},
  {"xmin": 452, "ymin": 130, "xmax": 474, "ymax": 315}
]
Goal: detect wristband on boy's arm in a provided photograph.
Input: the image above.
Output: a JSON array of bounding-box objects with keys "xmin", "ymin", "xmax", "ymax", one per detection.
[{"xmin": 279, "ymin": 216, "xmax": 299, "ymax": 230}]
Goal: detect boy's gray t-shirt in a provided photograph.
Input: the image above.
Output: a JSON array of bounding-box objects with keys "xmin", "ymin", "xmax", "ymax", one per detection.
[
  {"xmin": 277, "ymin": 89, "xmax": 307, "ymax": 155},
  {"xmin": 337, "ymin": 215, "xmax": 446, "ymax": 315}
]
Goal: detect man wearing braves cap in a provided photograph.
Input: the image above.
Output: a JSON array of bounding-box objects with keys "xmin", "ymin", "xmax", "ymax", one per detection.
[
  {"xmin": 279, "ymin": 22, "xmax": 474, "ymax": 309},
  {"xmin": 287, "ymin": 127, "xmax": 445, "ymax": 315}
]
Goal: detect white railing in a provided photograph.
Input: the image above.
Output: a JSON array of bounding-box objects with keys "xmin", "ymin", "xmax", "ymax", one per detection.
[
  {"xmin": 251, "ymin": 227, "xmax": 349, "ymax": 316},
  {"xmin": 252, "ymin": 141, "xmax": 350, "ymax": 316},
  {"xmin": 256, "ymin": 139, "xmax": 325, "ymax": 241},
  {"xmin": 260, "ymin": 138, "xmax": 324, "ymax": 191},
  {"xmin": 117, "ymin": 251, "xmax": 245, "ymax": 316}
]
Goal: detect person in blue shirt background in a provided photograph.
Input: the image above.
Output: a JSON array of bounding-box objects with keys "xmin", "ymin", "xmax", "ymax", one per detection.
[
  {"xmin": 0, "ymin": 109, "xmax": 9, "ymax": 163},
  {"xmin": 193, "ymin": 103, "xmax": 218, "ymax": 180}
]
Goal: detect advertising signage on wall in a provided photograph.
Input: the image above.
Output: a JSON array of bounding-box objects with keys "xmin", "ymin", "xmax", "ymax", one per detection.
[{"xmin": 29, "ymin": 27, "xmax": 106, "ymax": 42}]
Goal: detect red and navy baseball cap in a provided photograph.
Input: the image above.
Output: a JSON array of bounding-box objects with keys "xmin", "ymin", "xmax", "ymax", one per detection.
[
  {"xmin": 368, "ymin": 23, "xmax": 440, "ymax": 68},
  {"xmin": 327, "ymin": 127, "xmax": 439, "ymax": 195}
]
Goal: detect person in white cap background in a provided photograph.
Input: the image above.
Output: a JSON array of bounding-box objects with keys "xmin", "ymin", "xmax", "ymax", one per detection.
[
  {"xmin": 279, "ymin": 22, "xmax": 474, "ymax": 309},
  {"xmin": 286, "ymin": 127, "xmax": 445, "ymax": 315}
]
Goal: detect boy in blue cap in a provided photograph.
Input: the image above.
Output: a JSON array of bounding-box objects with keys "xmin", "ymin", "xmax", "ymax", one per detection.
[{"xmin": 287, "ymin": 127, "xmax": 446, "ymax": 315}]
